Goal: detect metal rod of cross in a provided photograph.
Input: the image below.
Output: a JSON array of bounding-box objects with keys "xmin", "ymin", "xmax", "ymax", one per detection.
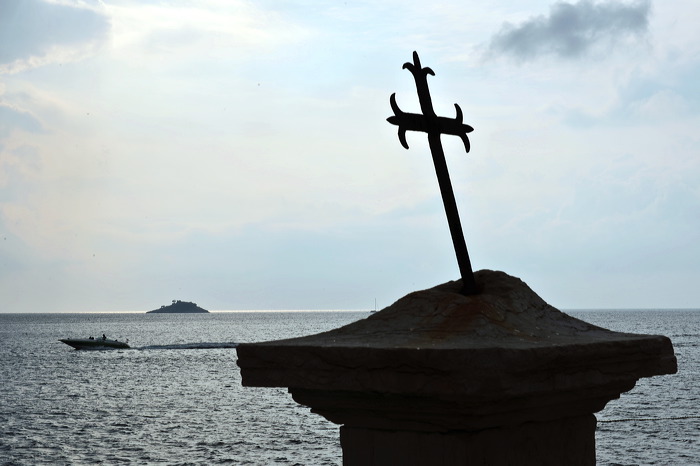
[{"xmin": 387, "ymin": 51, "xmax": 478, "ymax": 295}]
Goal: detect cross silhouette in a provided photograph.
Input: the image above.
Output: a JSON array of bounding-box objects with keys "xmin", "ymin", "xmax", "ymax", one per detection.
[{"xmin": 387, "ymin": 51, "xmax": 478, "ymax": 295}]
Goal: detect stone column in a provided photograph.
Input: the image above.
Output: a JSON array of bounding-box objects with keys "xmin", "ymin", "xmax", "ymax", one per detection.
[{"xmin": 236, "ymin": 270, "xmax": 676, "ymax": 465}]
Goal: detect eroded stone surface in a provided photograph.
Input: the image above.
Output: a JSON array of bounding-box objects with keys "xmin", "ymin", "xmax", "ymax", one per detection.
[
  {"xmin": 237, "ymin": 270, "xmax": 676, "ymax": 396},
  {"xmin": 237, "ymin": 270, "xmax": 676, "ymax": 437},
  {"xmin": 340, "ymin": 415, "xmax": 596, "ymax": 466},
  {"xmin": 239, "ymin": 270, "xmax": 669, "ymax": 349}
]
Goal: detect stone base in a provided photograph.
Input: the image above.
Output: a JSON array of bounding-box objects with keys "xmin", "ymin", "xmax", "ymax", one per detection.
[
  {"xmin": 341, "ymin": 414, "xmax": 596, "ymax": 466},
  {"xmin": 238, "ymin": 271, "xmax": 676, "ymax": 465}
]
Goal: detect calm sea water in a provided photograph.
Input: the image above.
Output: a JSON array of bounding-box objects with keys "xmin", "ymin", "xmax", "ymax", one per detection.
[{"xmin": 1, "ymin": 310, "xmax": 698, "ymax": 465}]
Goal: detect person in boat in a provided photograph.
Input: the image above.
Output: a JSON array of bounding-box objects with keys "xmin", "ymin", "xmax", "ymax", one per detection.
[
  {"xmin": 102, "ymin": 334, "xmax": 106, "ymax": 340},
  {"xmin": 89, "ymin": 336, "xmax": 94, "ymax": 340}
]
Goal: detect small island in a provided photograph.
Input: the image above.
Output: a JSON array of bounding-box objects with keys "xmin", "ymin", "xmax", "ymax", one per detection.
[{"xmin": 147, "ymin": 300, "xmax": 209, "ymax": 314}]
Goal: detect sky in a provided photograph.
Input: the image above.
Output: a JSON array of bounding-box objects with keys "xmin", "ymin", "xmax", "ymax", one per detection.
[{"xmin": 1, "ymin": 0, "xmax": 699, "ymax": 312}]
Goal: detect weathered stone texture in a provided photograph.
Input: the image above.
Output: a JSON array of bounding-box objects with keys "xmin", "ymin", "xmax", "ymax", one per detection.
[
  {"xmin": 341, "ymin": 415, "xmax": 595, "ymax": 466},
  {"xmin": 236, "ymin": 270, "xmax": 677, "ymax": 465}
]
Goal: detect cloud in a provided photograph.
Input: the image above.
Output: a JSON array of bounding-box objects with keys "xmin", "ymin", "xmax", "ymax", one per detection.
[
  {"xmin": 0, "ymin": 103, "xmax": 43, "ymax": 137},
  {"xmin": 0, "ymin": 0, "xmax": 110, "ymax": 73},
  {"xmin": 488, "ymin": 0, "xmax": 651, "ymax": 61},
  {"xmin": 106, "ymin": 0, "xmax": 311, "ymax": 62}
]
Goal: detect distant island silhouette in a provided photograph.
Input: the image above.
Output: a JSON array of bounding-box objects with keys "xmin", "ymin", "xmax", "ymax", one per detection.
[{"xmin": 147, "ymin": 300, "xmax": 209, "ymax": 314}]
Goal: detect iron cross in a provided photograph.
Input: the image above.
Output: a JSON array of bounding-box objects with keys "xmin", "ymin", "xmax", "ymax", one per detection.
[{"xmin": 387, "ymin": 51, "xmax": 478, "ymax": 295}]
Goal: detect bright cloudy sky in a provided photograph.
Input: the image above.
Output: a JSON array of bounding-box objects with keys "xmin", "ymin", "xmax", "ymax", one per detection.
[{"xmin": 1, "ymin": 0, "xmax": 699, "ymax": 312}]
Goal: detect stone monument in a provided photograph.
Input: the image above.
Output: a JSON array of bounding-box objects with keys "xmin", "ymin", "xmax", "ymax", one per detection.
[{"xmin": 236, "ymin": 52, "xmax": 677, "ymax": 465}]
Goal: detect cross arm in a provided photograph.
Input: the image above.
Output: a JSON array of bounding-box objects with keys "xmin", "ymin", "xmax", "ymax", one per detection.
[{"xmin": 387, "ymin": 93, "xmax": 474, "ymax": 152}]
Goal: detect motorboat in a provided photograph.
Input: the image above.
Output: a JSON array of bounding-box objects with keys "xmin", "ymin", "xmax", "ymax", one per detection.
[{"xmin": 59, "ymin": 336, "xmax": 130, "ymax": 350}]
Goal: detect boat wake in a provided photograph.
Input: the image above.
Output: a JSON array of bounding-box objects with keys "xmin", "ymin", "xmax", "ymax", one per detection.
[{"xmin": 135, "ymin": 342, "xmax": 239, "ymax": 350}]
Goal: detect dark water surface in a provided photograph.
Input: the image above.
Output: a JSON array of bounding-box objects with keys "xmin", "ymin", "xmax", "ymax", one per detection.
[{"xmin": 1, "ymin": 310, "xmax": 698, "ymax": 465}]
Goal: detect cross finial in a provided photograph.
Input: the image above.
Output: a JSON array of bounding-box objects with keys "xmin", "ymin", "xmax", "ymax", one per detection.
[{"xmin": 387, "ymin": 51, "xmax": 478, "ymax": 295}]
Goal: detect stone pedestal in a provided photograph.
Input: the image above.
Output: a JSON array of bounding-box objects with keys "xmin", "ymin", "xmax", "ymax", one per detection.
[
  {"xmin": 236, "ymin": 270, "xmax": 676, "ymax": 465},
  {"xmin": 340, "ymin": 416, "xmax": 595, "ymax": 466}
]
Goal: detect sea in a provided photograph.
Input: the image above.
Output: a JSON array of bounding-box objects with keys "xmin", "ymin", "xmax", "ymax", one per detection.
[{"xmin": 1, "ymin": 309, "xmax": 698, "ymax": 465}]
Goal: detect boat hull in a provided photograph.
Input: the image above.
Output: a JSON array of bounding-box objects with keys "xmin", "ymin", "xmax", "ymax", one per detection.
[{"xmin": 59, "ymin": 338, "xmax": 130, "ymax": 350}]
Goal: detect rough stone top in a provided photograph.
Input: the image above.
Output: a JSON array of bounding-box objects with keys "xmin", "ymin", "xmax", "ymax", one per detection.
[
  {"xmin": 249, "ymin": 270, "xmax": 667, "ymax": 350},
  {"xmin": 237, "ymin": 270, "xmax": 676, "ymax": 397}
]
